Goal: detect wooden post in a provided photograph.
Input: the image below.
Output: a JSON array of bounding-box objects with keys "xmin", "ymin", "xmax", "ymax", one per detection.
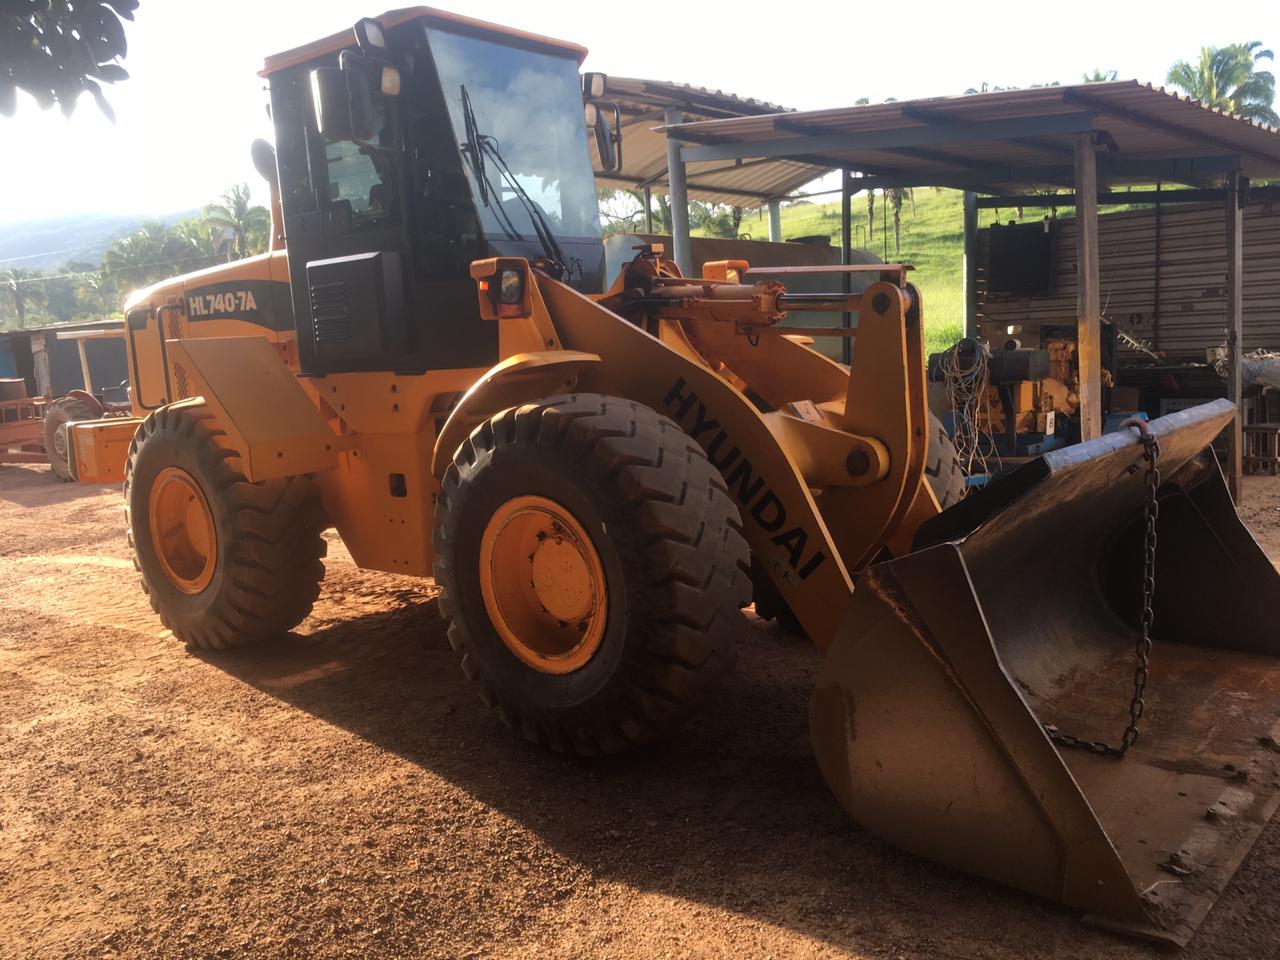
[
  {"xmin": 31, "ymin": 334, "xmax": 51, "ymax": 399},
  {"xmin": 643, "ymin": 185, "xmax": 653, "ymax": 234},
  {"xmin": 963, "ymin": 191, "xmax": 978, "ymax": 338},
  {"xmin": 76, "ymin": 338, "xmax": 94, "ymax": 396},
  {"xmin": 1226, "ymin": 171, "xmax": 1245, "ymax": 503},
  {"xmin": 1074, "ymin": 132, "xmax": 1102, "ymax": 441}
]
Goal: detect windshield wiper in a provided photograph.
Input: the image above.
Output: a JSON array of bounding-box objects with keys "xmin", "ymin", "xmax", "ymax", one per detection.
[
  {"xmin": 478, "ymin": 139, "xmax": 569, "ymax": 279},
  {"xmin": 459, "ymin": 85, "xmax": 489, "ymax": 206},
  {"xmin": 459, "ymin": 86, "xmax": 524, "ymax": 242},
  {"xmin": 457, "ymin": 84, "xmax": 569, "ymax": 279}
]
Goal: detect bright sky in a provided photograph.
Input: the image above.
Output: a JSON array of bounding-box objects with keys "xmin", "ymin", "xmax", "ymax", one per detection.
[{"xmin": 0, "ymin": 0, "xmax": 1275, "ymax": 227}]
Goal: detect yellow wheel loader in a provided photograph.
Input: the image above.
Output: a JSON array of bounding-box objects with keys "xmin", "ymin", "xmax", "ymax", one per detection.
[{"xmin": 63, "ymin": 7, "xmax": 1280, "ymax": 945}]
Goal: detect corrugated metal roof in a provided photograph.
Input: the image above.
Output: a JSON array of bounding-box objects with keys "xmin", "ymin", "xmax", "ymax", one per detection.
[
  {"xmin": 591, "ymin": 76, "xmax": 832, "ymax": 206},
  {"xmin": 663, "ymin": 81, "xmax": 1280, "ymax": 189}
]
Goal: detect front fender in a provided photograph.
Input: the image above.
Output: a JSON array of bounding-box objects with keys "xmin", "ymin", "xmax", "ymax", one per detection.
[{"xmin": 430, "ymin": 351, "xmax": 601, "ymax": 479}]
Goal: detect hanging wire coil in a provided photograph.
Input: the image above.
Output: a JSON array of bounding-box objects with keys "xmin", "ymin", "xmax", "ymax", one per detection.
[{"xmin": 941, "ymin": 338, "xmax": 1001, "ymax": 478}]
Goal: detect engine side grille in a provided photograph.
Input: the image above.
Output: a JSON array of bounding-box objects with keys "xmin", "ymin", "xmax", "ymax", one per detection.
[
  {"xmin": 171, "ymin": 361, "xmax": 191, "ymax": 399},
  {"xmin": 311, "ymin": 280, "xmax": 351, "ymax": 343}
]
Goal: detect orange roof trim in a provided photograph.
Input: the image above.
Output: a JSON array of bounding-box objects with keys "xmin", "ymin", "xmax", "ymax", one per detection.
[{"xmin": 259, "ymin": 6, "xmax": 588, "ymax": 77}]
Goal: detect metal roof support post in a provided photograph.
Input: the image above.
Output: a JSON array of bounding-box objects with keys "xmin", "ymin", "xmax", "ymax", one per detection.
[
  {"xmin": 664, "ymin": 107, "xmax": 693, "ymax": 276},
  {"xmin": 1225, "ymin": 170, "xmax": 1245, "ymax": 503},
  {"xmin": 1074, "ymin": 132, "xmax": 1102, "ymax": 442},
  {"xmin": 768, "ymin": 200, "xmax": 782, "ymax": 242},
  {"xmin": 643, "ymin": 185, "xmax": 654, "ymax": 234},
  {"xmin": 841, "ymin": 168, "xmax": 852, "ymax": 365},
  {"xmin": 963, "ymin": 191, "xmax": 978, "ymax": 338},
  {"xmin": 76, "ymin": 339, "xmax": 93, "ymax": 396}
]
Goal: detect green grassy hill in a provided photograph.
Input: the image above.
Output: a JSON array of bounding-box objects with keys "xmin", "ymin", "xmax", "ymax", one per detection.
[{"xmin": 726, "ymin": 188, "xmax": 1050, "ymax": 356}]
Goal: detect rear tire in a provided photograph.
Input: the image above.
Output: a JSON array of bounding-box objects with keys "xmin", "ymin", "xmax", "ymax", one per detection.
[
  {"xmin": 433, "ymin": 393, "xmax": 751, "ymax": 756},
  {"xmin": 43, "ymin": 396, "xmax": 99, "ymax": 481},
  {"xmin": 124, "ymin": 403, "xmax": 328, "ymax": 650}
]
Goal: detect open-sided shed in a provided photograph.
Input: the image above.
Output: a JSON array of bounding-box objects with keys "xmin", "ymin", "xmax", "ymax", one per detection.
[
  {"xmin": 589, "ymin": 76, "xmax": 832, "ymax": 234},
  {"xmin": 660, "ymin": 81, "xmax": 1280, "ymax": 499}
]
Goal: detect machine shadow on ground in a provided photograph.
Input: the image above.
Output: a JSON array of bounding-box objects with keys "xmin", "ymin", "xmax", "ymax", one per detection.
[
  {"xmin": 0, "ymin": 466, "xmax": 110, "ymax": 508},
  {"xmin": 194, "ymin": 595, "xmax": 1132, "ymax": 958}
]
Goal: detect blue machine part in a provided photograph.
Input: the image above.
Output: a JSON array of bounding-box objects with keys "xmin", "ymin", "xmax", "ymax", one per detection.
[{"xmin": 1104, "ymin": 410, "xmax": 1149, "ymax": 434}]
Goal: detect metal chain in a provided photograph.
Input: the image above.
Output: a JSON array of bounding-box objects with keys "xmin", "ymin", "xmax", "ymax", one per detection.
[{"xmin": 1045, "ymin": 421, "xmax": 1160, "ymax": 759}]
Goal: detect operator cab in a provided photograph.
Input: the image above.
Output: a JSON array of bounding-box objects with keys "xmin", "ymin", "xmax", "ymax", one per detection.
[{"xmin": 262, "ymin": 9, "xmax": 617, "ymax": 376}]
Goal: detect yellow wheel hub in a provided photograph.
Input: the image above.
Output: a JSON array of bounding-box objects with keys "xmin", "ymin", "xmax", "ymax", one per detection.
[
  {"xmin": 148, "ymin": 466, "xmax": 217, "ymax": 595},
  {"xmin": 479, "ymin": 495, "xmax": 607, "ymax": 674}
]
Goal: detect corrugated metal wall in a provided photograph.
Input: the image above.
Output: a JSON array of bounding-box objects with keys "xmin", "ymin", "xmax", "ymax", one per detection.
[{"xmin": 978, "ymin": 201, "xmax": 1280, "ymax": 361}]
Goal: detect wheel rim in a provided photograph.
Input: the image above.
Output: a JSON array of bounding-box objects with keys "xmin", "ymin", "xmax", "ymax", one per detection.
[
  {"xmin": 51, "ymin": 421, "xmax": 67, "ymax": 460},
  {"xmin": 478, "ymin": 495, "xmax": 607, "ymax": 674},
  {"xmin": 148, "ymin": 466, "xmax": 217, "ymax": 594}
]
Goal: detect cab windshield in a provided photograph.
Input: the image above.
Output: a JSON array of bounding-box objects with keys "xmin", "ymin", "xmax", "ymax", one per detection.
[{"xmin": 426, "ymin": 27, "xmax": 602, "ymax": 242}]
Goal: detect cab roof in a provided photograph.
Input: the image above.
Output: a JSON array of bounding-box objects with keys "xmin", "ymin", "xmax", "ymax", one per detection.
[{"xmin": 259, "ymin": 6, "xmax": 589, "ymax": 78}]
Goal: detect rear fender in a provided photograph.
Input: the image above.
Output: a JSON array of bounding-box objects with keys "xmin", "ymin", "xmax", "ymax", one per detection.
[
  {"xmin": 163, "ymin": 336, "xmax": 339, "ymax": 482},
  {"xmin": 64, "ymin": 389, "xmax": 105, "ymax": 417}
]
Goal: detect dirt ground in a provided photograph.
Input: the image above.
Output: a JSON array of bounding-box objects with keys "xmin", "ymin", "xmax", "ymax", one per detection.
[{"xmin": 3, "ymin": 464, "xmax": 1280, "ymax": 960}]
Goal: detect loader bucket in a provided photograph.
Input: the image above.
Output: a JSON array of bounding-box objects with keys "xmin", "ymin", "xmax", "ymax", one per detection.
[{"xmin": 811, "ymin": 399, "xmax": 1280, "ymax": 946}]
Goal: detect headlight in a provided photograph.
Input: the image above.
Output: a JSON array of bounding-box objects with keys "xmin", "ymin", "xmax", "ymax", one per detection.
[
  {"xmin": 380, "ymin": 66, "xmax": 401, "ymax": 97},
  {"xmin": 499, "ymin": 269, "xmax": 523, "ymax": 305}
]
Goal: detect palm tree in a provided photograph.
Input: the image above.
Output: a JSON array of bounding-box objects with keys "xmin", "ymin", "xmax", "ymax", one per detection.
[
  {"xmin": 886, "ymin": 187, "xmax": 915, "ymax": 255},
  {"xmin": 104, "ymin": 221, "xmax": 203, "ymax": 289},
  {"xmin": 1166, "ymin": 42, "xmax": 1278, "ymax": 125},
  {"xmin": 201, "ymin": 184, "xmax": 271, "ymax": 260},
  {"xmin": 70, "ymin": 264, "xmax": 118, "ymax": 317},
  {"xmin": 1082, "ymin": 69, "xmax": 1118, "ymax": 83},
  {"xmin": 2, "ymin": 268, "xmax": 46, "ymax": 329},
  {"xmin": 174, "ymin": 217, "xmax": 222, "ymax": 269}
]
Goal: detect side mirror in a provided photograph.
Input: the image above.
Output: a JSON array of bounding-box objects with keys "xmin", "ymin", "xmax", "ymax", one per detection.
[
  {"xmin": 250, "ymin": 138, "xmax": 276, "ymax": 181},
  {"xmin": 585, "ymin": 100, "xmax": 623, "ymax": 174},
  {"xmin": 581, "ymin": 71, "xmax": 607, "ymax": 99},
  {"xmin": 310, "ymin": 64, "xmax": 374, "ymax": 141}
]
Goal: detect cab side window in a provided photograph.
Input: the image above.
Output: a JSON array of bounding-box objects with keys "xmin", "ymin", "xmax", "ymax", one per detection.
[
  {"xmin": 324, "ymin": 140, "xmax": 397, "ymax": 226},
  {"xmin": 320, "ymin": 95, "xmax": 399, "ymax": 229}
]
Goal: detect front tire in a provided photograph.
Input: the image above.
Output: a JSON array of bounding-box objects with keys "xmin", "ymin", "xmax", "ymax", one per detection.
[
  {"xmin": 124, "ymin": 403, "xmax": 328, "ymax": 649},
  {"xmin": 433, "ymin": 394, "xmax": 751, "ymax": 756}
]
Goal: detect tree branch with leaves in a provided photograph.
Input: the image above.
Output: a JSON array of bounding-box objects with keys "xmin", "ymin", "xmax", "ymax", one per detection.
[{"xmin": 0, "ymin": 1, "xmax": 140, "ymax": 119}]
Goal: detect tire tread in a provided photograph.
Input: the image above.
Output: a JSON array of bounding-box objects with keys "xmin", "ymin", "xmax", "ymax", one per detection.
[
  {"xmin": 433, "ymin": 394, "xmax": 750, "ymax": 756},
  {"xmin": 124, "ymin": 403, "xmax": 327, "ymax": 650}
]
